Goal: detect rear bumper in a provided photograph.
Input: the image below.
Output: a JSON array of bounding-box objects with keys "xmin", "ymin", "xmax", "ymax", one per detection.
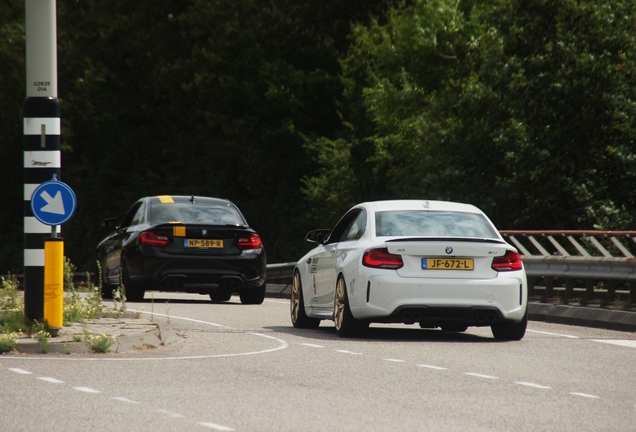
[
  {"xmin": 349, "ymin": 272, "xmax": 527, "ymax": 324},
  {"xmin": 129, "ymin": 248, "xmax": 266, "ymax": 291}
]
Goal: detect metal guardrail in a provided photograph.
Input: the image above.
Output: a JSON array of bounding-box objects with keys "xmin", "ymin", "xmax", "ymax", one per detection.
[
  {"xmin": 265, "ymin": 262, "xmax": 296, "ymax": 284},
  {"xmin": 267, "ymin": 232, "xmax": 636, "ymax": 305},
  {"xmin": 500, "ymin": 231, "xmax": 636, "ymax": 304}
]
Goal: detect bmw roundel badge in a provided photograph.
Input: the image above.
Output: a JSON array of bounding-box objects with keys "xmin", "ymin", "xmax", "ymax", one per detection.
[{"xmin": 445, "ymin": 247, "xmax": 453, "ymax": 254}]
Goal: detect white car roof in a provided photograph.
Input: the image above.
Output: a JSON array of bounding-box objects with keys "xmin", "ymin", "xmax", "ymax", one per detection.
[{"xmin": 359, "ymin": 200, "xmax": 484, "ymax": 214}]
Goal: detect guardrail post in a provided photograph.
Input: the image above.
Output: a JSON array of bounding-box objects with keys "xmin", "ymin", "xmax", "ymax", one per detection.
[
  {"xmin": 527, "ymin": 276, "xmax": 535, "ymax": 297},
  {"xmin": 586, "ymin": 278, "xmax": 595, "ymax": 302},
  {"xmin": 565, "ymin": 278, "xmax": 574, "ymax": 302},
  {"xmin": 545, "ymin": 277, "xmax": 554, "ymax": 299},
  {"xmin": 607, "ymin": 279, "xmax": 616, "ymax": 303}
]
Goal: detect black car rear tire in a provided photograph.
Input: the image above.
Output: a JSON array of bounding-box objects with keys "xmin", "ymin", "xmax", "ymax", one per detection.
[
  {"xmin": 239, "ymin": 285, "xmax": 265, "ymax": 305},
  {"xmin": 290, "ymin": 272, "xmax": 320, "ymax": 329},
  {"xmin": 122, "ymin": 265, "xmax": 145, "ymax": 302},
  {"xmin": 334, "ymin": 276, "xmax": 368, "ymax": 337},
  {"xmin": 491, "ymin": 311, "xmax": 527, "ymax": 341},
  {"xmin": 100, "ymin": 266, "xmax": 114, "ymax": 299}
]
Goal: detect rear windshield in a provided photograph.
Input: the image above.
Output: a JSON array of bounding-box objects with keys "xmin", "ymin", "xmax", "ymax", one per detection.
[
  {"xmin": 375, "ymin": 210, "xmax": 498, "ymax": 238},
  {"xmin": 150, "ymin": 203, "xmax": 245, "ymax": 225}
]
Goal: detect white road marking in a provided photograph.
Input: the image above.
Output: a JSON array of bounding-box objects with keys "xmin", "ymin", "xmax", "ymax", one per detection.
[
  {"xmin": 417, "ymin": 364, "xmax": 448, "ymax": 370},
  {"xmin": 134, "ymin": 310, "xmax": 229, "ymax": 328},
  {"xmin": 300, "ymin": 343, "xmax": 324, "ymax": 348},
  {"xmin": 264, "ymin": 299, "xmax": 289, "ymax": 304},
  {"xmin": 73, "ymin": 386, "xmax": 101, "ymax": 394},
  {"xmin": 515, "ymin": 382, "xmax": 551, "ymax": 390},
  {"xmin": 335, "ymin": 350, "xmax": 362, "ymax": 355},
  {"xmin": 464, "ymin": 373, "xmax": 498, "ymax": 380},
  {"xmin": 8, "ymin": 368, "xmax": 32, "ymax": 375},
  {"xmin": 383, "ymin": 358, "xmax": 406, "ymax": 363},
  {"xmin": 527, "ymin": 329, "xmax": 579, "ymax": 339},
  {"xmin": 38, "ymin": 377, "xmax": 64, "ymax": 384},
  {"xmin": 591, "ymin": 340, "xmax": 636, "ymax": 349},
  {"xmin": 111, "ymin": 397, "xmax": 140, "ymax": 404},
  {"xmin": 570, "ymin": 392, "xmax": 600, "ymax": 399},
  {"xmin": 199, "ymin": 422, "xmax": 236, "ymax": 431},
  {"xmin": 155, "ymin": 409, "xmax": 185, "ymax": 418}
]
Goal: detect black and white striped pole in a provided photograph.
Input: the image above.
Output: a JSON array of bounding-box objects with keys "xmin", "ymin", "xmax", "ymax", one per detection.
[{"xmin": 24, "ymin": 0, "xmax": 60, "ymax": 321}]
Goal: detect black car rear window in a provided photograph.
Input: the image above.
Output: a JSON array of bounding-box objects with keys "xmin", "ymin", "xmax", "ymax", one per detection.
[
  {"xmin": 150, "ymin": 203, "xmax": 245, "ymax": 225},
  {"xmin": 375, "ymin": 210, "xmax": 498, "ymax": 238}
]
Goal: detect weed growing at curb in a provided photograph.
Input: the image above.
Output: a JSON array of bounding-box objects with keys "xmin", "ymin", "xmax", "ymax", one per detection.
[
  {"xmin": 613, "ymin": 296, "xmax": 632, "ymax": 311},
  {"xmin": 0, "ymin": 333, "xmax": 18, "ymax": 353},
  {"xmin": 35, "ymin": 329, "xmax": 51, "ymax": 353},
  {"xmin": 90, "ymin": 333, "xmax": 115, "ymax": 353}
]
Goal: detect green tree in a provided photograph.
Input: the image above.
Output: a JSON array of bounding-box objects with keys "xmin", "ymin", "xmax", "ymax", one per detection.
[{"xmin": 308, "ymin": 0, "xmax": 636, "ymax": 230}]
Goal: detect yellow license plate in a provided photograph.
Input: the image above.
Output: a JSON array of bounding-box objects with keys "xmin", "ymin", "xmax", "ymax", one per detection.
[
  {"xmin": 185, "ymin": 239, "xmax": 224, "ymax": 248},
  {"xmin": 423, "ymin": 258, "xmax": 474, "ymax": 270}
]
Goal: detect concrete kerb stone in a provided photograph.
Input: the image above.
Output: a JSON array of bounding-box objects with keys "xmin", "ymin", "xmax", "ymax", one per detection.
[{"xmin": 11, "ymin": 317, "xmax": 182, "ymax": 355}]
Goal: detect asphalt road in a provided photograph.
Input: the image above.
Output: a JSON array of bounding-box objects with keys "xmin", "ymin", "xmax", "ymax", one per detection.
[{"xmin": 1, "ymin": 293, "xmax": 635, "ymax": 431}]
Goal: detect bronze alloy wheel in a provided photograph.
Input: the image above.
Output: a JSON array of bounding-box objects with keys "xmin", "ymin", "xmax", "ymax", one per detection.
[
  {"xmin": 333, "ymin": 276, "xmax": 368, "ymax": 337},
  {"xmin": 291, "ymin": 272, "xmax": 301, "ymax": 324},
  {"xmin": 334, "ymin": 277, "xmax": 346, "ymax": 331},
  {"xmin": 290, "ymin": 271, "xmax": 320, "ymax": 329}
]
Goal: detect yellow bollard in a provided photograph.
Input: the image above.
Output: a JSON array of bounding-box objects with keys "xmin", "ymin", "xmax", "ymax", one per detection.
[{"xmin": 44, "ymin": 237, "xmax": 64, "ymax": 332}]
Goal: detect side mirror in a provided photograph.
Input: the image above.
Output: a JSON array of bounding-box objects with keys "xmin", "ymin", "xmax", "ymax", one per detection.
[
  {"xmin": 305, "ymin": 229, "xmax": 331, "ymax": 245},
  {"xmin": 101, "ymin": 218, "xmax": 118, "ymax": 231}
]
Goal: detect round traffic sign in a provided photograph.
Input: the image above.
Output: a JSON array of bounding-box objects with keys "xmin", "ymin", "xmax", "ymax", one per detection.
[{"xmin": 30, "ymin": 180, "xmax": 77, "ymax": 226}]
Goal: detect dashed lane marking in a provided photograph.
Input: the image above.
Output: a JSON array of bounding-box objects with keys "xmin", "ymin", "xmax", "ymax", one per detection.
[
  {"xmin": 515, "ymin": 382, "xmax": 551, "ymax": 390},
  {"xmin": 199, "ymin": 422, "xmax": 236, "ymax": 431},
  {"xmin": 570, "ymin": 392, "xmax": 600, "ymax": 399},
  {"xmin": 300, "ymin": 343, "xmax": 324, "ymax": 348},
  {"xmin": 417, "ymin": 364, "xmax": 448, "ymax": 370},
  {"xmin": 335, "ymin": 350, "xmax": 362, "ymax": 355},
  {"xmin": 155, "ymin": 409, "xmax": 185, "ymax": 419},
  {"xmin": 111, "ymin": 397, "xmax": 140, "ymax": 404},
  {"xmin": 38, "ymin": 377, "xmax": 64, "ymax": 384},
  {"xmin": 8, "ymin": 368, "xmax": 32, "ymax": 375},
  {"xmin": 73, "ymin": 386, "xmax": 101, "ymax": 394},
  {"xmin": 464, "ymin": 372, "xmax": 499, "ymax": 380},
  {"xmin": 383, "ymin": 358, "xmax": 406, "ymax": 363}
]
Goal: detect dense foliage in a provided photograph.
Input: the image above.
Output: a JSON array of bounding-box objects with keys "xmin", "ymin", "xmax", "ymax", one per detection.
[{"xmin": 1, "ymin": 0, "xmax": 635, "ymax": 274}]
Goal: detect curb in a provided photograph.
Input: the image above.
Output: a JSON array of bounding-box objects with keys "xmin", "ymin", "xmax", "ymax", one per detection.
[
  {"xmin": 12, "ymin": 320, "xmax": 182, "ymax": 355},
  {"xmin": 527, "ymin": 303, "xmax": 636, "ymax": 332}
]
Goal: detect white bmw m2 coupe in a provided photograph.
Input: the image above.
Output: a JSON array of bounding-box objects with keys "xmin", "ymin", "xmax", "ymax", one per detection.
[{"xmin": 290, "ymin": 200, "xmax": 528, "ymax": 340}]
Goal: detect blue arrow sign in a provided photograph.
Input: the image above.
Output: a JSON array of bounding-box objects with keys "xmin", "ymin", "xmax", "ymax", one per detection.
[{"xmin": 30, "ymin": 179, "xmax": 77, "ymax": 226}]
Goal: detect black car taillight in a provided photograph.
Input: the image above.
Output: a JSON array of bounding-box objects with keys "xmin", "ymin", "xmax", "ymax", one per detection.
[
  {"xmin": 238, "ymin": 233, "xmax": 262, "ymax": 250},
  {"xmin": 362, "ymin": 248, "xmax": 404, "ymax": 269},
  {"xmin": 491, "ymin": 250, "xmax": 523, "ymax": 271},
  {"xmin": 139, "ymin": 231, "xmax": 169, "ymax": 248}
]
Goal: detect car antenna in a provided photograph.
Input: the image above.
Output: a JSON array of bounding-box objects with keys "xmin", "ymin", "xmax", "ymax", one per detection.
[{"xmin": 189, "ymin": 195, "xmax": 195, "ymax": 204}]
